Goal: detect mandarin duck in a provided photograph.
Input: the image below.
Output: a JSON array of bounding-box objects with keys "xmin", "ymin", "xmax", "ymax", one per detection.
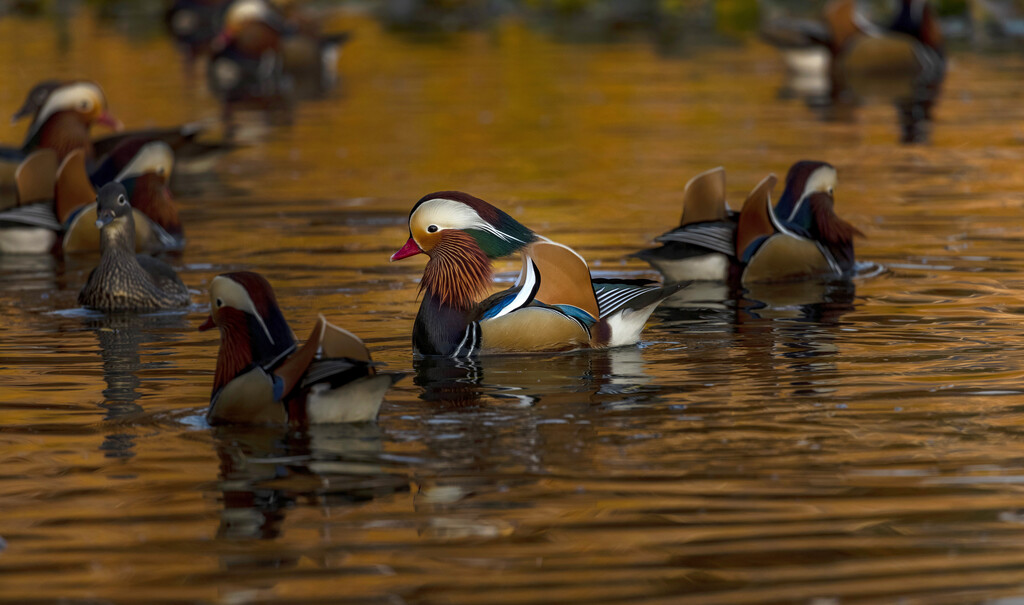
[
  {"xmin": 78, "ymin": 182, "xmax": 190, "ymax": 312},
  {"xmin": 0, "ymin": 81, "xmax": 122, "ymax": 199},
  {"xmin": 633, "ymin": 166, "xmax": 737, "ymax": 283},
  {"xmin": 207, "ymin": 0, "xmax": 349, "ymax": 104},
  {"xmin": 0, "ymin": 138, "xmax": 182, "ymax": 254},
  {"xmin": 12, "ymin": 80, "xmax": 237, "ymax": 175},
  {"xmin": 391, "ymin": 191, "xmax": 684, "ymax": 358},
  {"xmin": 58, "ymin": 140, "xmax": 184, "ymax": 254},
  {"xmin": 825, "ymin": 0, "xmax": 944, "ymax": 96},
  {"xmin": 199, "ymin": 271, "xmax": 401, "ymax": 425},
  {"xmin": 735, "ymin": 163, "xmax": 862, "ymax": 285}
]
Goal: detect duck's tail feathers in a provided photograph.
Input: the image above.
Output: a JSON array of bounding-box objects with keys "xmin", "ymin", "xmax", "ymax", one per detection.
[{"xmin": 593, "ymin": 280, "xmax": 688, "ymax": 347}]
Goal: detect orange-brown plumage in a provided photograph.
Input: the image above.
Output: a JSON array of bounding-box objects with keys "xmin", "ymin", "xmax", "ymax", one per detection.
[{"xmin": 421, "ymin": 230, "xmax": 493, "ymax": 311}]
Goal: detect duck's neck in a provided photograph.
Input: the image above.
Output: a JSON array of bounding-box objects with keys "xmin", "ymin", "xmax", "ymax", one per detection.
[
  {"xmin": 28, "ymin": 112, "xmax": 93, "ymax": 161},
  {"xmin": 414, "ymin": 232, "xmax": 493, "ymax": 356},
  {"xmin": 101, "ymin": 216, "xmax": 136, "ymax": 254},
  {"xmin": 212, "ymin": 312, "xmax": 258, "ymax": 397}
]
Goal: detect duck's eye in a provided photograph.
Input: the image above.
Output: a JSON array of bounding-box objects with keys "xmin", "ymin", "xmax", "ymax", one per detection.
[
  {"xmin": 79, "ymin": 99, "xmax": 91, "ymax": 111},
  {"xmin": 828, "ymin": 187, "xmax": 834, "ymax": 196},
  {"xmin": 117, "ymin": 195, "xmax": 127, "ymax": 205},
  {"xmin": 427, "ymin": 224, "xmax": 439, "ymax": 233},
  {"xmin": 215, "ymin": 298, "xmax": 223, "ymax": 308}
]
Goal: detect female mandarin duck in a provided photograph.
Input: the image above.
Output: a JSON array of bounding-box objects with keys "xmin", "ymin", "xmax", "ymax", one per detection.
[
  {"xmin": 735, "ymin": 161, "xmax": 862, "ymax": 285},
  {"xmin": 0, "ymin": 140, "xmax": 182, "ymax": 254},
  {"xmin": 78, "ymin": 182, "xmax": 190, "ymax": 311},
  {"xmin": 199, "ymin": 271, "xmax": 401, "ymax": 425},
  {"xmin": 391, "ymin": 191, "xmax": 684, "ymax": 357}
]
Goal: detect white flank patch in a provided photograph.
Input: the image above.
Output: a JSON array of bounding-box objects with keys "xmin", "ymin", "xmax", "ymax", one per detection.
[
  {"xmin": 649, "ymin": 253, "xmax": 729, "ymax": 282},
  {"xmin": 0, "ymin": 228, "xmax": 56, "ymax": 254},
  {"xmin": 604, "ymin": 300, "xmax": 662, "ymax": 348}
]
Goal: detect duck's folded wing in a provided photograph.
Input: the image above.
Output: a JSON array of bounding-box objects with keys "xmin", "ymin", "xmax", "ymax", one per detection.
[
  {"xmin": 654, "ymin": 221, "xmax": 736, "ymax": 257},
  {"xmin": 0, "ymin": 201, "xmax": 61, "ymax": 230}
]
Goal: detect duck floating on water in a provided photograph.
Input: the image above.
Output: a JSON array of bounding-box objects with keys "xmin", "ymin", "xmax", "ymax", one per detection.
[
  {"xmin": 199, "ymin": 271, "xmax": 401, "ymax": 425},
  {"xmin": 638, "ymin": 160, "xmax": 862, "ymax": 286},
  {"xmin": 736, "ymin": 165, "xmax": 862, "ymax": 285},
  {"xmin": 391, "ymin": 191, "xmax": 684, "ymax": 357},
  {"xmin": 78, "ymin": 182, "xmax": 190, "ymax": 312}
]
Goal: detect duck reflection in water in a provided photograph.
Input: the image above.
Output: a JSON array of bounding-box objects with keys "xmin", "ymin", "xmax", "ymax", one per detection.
[
  {"xmin": 86, "ymin": 311, "xmax": 191, "ymax": 458},
  {"xmin": 414, "ymin": 347, "xmax": 657, "ymax": 409},
  {"xmin": 411, "ymin": 349, "xmax": 657, "ymax": 540},
  {"xmin": 763, "ymin": 0, "xmax": 945, "ymax": 143},
  {"xmin": 210, "ymin": 424, "xmax": 409, "ymax": 543}
]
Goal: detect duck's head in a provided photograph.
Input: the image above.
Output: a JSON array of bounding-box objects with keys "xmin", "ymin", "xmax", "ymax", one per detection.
[
  {"xmin": 774, "ymin": 160, "xmax": 836, "ymax": 224},
  {"xmin": 199, "ymin": 272, "xmax": 295, "ymax": 360},
  {"xmin": 217, "ymin": 0, "xmax": 285, "ymax": 45},
  {"xmin": 29, "ymin": 81, "xmax": 122, "ymax": 133},
  {"xmin": 391, "ymin": 191, "xmax": 536, "ymax": 262},
  {"xmin": 199, "ymin": 271, "xmax": 296, "ymax": 398},
  {"xmin": 110, "ymin": 140, "xmax": 175, "ymax": 195},
  {"xmin": 11, "ymin": 79, "xmax": 66, "ymax": 124},
  {"xmin": 95, "ymin": 182, "xmax": 133, "ymax": 230}
]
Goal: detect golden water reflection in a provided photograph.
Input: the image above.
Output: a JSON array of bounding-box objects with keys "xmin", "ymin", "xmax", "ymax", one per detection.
[{"xmin": 3, "ymin": 9, "xmax": 1024, "ymax": 604}]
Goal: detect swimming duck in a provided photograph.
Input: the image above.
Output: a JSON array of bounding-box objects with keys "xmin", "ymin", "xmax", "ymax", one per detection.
[
  {"xmin": 78, "ymin": 182, "xmax": 190, "ymax": 312},
  {"xmin": 735, "ymin": 169, "xmax": 862, "ymax": 285},
  {"xmin": 60, "ymin": 140, "xmax": 183, "ymax": 254},
  {"xmin": 11, "ymin": 80, "xmax": 236, "ymax": 175},
  {"xmin": 391, "ymin": 191, "xmax": 684, "ymax": 357},
  {"xmin": 199, "ymin": 271, "xmax": 400, "ymax": 425},
  {"xmin": 633, "ymin": 166, "xmax": 737, "ymax": 283},
  {"xmin": 207, "ymin": 0, "xmax": 349, "ymax": 104},
  {"xmin": 825, "ymin": 0, "xmax": 945, "ymax": 98},
  {"xmin": 0, "ymin": 81, "xmax": 122, "ymax": 198}
]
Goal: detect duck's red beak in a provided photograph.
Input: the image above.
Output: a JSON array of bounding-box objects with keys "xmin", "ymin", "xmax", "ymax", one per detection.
[
  {"xmin": 391, "ymin": 237, "xmax": 422, "ymax": 261},
  {"xmin": 198, "ymin": 315, "xmax": 216, "ymax": 331},
  {"xmin": 96, "ymin": 110, "xmax": 124, "ymax": 132}
]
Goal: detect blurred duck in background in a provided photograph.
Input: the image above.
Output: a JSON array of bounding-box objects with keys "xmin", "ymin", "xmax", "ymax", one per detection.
[
  {"xmin": 761, "ymin": 0, "xmax": 945, "ymax": 142},
  {"xmin": 0, "ymin": 138, "xmax": 182, "ymax": 254},
  {"xmin": 200, "ymin": 271, "xmax": 402, "ymax": 425},
  {"xmin": 207, "ymin": 0, "xmax": 350, "ymax": 111},
  {"xmin": 11, "ymin": 80, "xmax": 236, "ymax": 178}
]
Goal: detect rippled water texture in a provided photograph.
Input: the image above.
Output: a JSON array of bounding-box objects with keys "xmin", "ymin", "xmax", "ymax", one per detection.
[{"xmin": 5, "ymin": 7, "xmax": 1024, "ymax": 604}]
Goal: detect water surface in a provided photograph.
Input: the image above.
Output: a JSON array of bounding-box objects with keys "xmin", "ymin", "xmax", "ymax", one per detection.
[{"xmin": 4, "ymin": 10, "xmax": 1024, "ymax": 604}]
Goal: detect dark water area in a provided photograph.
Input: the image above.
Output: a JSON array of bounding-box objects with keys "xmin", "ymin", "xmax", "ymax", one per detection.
[{"xmin": 5, "ymin": 3, "xmax": 1024, "ymax": 603}]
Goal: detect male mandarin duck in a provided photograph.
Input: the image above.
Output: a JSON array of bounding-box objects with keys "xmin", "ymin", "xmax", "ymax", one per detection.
[
  {"xmin": 735, "ymin": 162, "xmax": 862, "ymax": 285},
  {"xmin": 391, "ymin": 191, "xmax": 684, "ymax": 357},
  {"xmin": 207, "ymin": 0, "xmax": 350, "ymax": 103},
  {"xmin": 199, "ymin": 271, "xmax": 401, "ymax": 425},
  {"xmin": 59, "ymin": 140, "xmax": 184, "ymax": 254},
  {"xmin": 11, "ymin": 80, "xmax": 236, "ymax": 174},
  {"xmin": 0, "ymin": 139, "xmax": 182, "ymax": 254},
  {"xmin": 633, "ymin": 166, "xmax": 737, "ymax": 283},
  {"xmin": 825, "ymin": 0, "xmax": 945, "ymax": 95},
  {"xmin": 78, "ymin": 182, "xmax": 190, "ymax": 312}
]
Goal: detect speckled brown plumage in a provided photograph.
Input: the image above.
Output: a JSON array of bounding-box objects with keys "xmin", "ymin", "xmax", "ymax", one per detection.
[{"xmin": 78, "ymin": 183, "xmax": 190, "ymax": 312}]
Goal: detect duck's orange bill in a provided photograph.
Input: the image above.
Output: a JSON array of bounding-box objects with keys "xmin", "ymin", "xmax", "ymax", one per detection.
[
  {"xmin": 198, "ymin": 315, "xmax": 216, "ymax": 331},
  {"xmin": 97, "ymin": 111, "xmax": 124, "ymax": 132},
  {"xmin": 391, "ymin": 237, "xmax": 422, "ymax": 261}
]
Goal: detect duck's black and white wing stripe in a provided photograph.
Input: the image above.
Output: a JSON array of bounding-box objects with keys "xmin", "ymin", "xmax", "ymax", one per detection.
[
  {"xmin": 0, "ymin": 202, "xmax": 61, "ymax": 231},
  {"xmin": 594, "ymin": 281, "xmax": 662, "ymax": 318},
  {"xmin": 655, "ymin": 222, "xmax": 736, "ymax": 257}
]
